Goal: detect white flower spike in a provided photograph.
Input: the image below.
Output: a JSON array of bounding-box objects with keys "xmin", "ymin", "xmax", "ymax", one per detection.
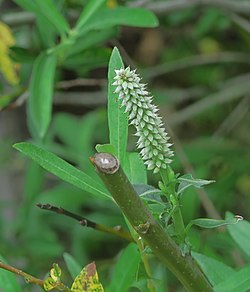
[{"xmin": 113, "ymin": 67, "xmax": 174, "ymax": 173}]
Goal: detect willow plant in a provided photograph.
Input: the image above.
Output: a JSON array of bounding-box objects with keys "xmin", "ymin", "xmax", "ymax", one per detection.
[
  {"xmin": 92, "ymin": 48, "xmax": 241, "ymax": 291},
  {"xmin": 4, "ymin": 47, "xmax": 242, "ymax": 292},
  {"xmin": 112, "ymin": 66, "xmax": 186, "ymax": 243}
]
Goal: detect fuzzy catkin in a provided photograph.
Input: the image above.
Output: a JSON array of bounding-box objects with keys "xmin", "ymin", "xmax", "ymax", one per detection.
[{"xmin": 113, "ymin": 67, "xmax": 174, "ymax": 173}]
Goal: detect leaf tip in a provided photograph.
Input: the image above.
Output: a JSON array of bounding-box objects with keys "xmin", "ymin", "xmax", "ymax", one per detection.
[{"xmin": 12, "ymin": 142, "xmax": 22, "ymax": 150}]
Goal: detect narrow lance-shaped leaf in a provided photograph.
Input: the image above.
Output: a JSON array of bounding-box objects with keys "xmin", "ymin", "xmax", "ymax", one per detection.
[
  {"xmin": 65, "ymin": 28, "xmax": 118, "ymax": 58},
  {"xmin": 177, "ymin": 173, "xmax": 215, "ymax": 196},
  {"xmin": 13, "ymin": 0, "xmax": 38, "ymax": 12},
  {"xmin": 192, "ymin": 252, "xmax": 236, "ymax": 286},
  {"xmin": 108, "ymin": 47, "xmax": 128, "ymax": 165},
  {"xmin": 95, "ymin": 144, "xmax": 116, "ymax": 156},
  {"xmin": 214, "ymin": 265, "xmax": 250, "ymax": 292},
  {"xmin": 106, "ymin": 243, "xmax": 141, "ymax": 292},
  {"xmin": 63, "ymin": 253, "xmax": 82, "ymax": 280},
  {"xmin": 123, "ymin": 152, "xmax": 147, "ymax": 184},
  {"xmin": 34, "ymin": 0, "xmax": 69, "ymax": 35},
  {"xmin": 79, "ymin": 7, "xmax": 159, "ymax": 35},
  {"xmin": 28, "ymin": 52, "xmax": 56, "ymax": 139},
  {"xmin": 185, "ymin": 215, "xmax": 243, "ymax": 234},
  {"xmin": 75, "ymin": 0, "xmax": 106, "ymax": 32},
  {"xmin": 13, "ymin": 142, "xmax": 111, "ymax": 200},
  {"xmin": 14, "ymin": 0, "xmax": 69, "ymax": 36}
]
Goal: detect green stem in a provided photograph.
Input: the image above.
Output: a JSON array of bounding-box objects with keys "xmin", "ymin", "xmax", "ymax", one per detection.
[
  {"xmin": 92, "ymin": 153, "xmax": 213, "ymax": 292},
  {"xmin": 160, "ymin": 168, "xmax": 185, "ymax": 242},
  {"xmin": 130, "ymin": 227, "xmax": 155, "ymax": 292}
]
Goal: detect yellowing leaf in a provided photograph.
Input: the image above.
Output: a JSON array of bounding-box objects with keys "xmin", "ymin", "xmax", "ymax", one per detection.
[
  {"xmin": 0, "ymin": 21, "xmax": 19, "ymax": 85},
  {"xmin": 43, "ymin": 263, "xmax": 62, "ymax": 291},
  {"xmin": 71, "ymin": 262, "xmax": 104, "ymax": 292},
  {"xmin": 50, "ymin": 263, "xmax": 61, "ymax": 282},
  {"xmin": 0, "ymin": 21, "xmax": 15, "ymax": 46},
  {"xmin": 44, "ymin": 277, "xmax": 60, "ymax": 291}
]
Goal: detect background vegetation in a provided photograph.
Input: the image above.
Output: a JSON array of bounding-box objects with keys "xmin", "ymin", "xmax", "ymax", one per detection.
[{"xmin": 1, "ymin": 0, "xmax": 250, "ymax": 291}]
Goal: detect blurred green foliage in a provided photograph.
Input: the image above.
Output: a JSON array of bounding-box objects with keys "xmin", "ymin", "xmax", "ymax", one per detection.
[{"xmin": 0, "ymin": 0, "xmax": 250, "ymax": 291}]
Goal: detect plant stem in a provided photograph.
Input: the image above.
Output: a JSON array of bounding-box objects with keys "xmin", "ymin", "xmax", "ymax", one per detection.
[
  {"xmin": 0, "ymin": 261, "xmax": 71, "ymax": 292},
  {"xmin": 91, "ymin": 153, "xmax": 213, "ymax": 292},
  {"xmin": 37, "ymin": 203, "xmax": 133, "ymax": 242},
  {"xmin": 130, "ymin": 226, "xmax": 155, "ymax": 292},
  {"xmin": 0, "ymin": 261, "xmax": 71, "ymax": 291},
  {"xmin": 136, "ymin": 238, "xmax": 155, "ymax": 292},
  {"xmin": 160, "ymin": 168, "xmax": 185, "ymax": 242},
  {"xmin": 0, "ymin": 261, "xmax": 44, "ymax": 287}
]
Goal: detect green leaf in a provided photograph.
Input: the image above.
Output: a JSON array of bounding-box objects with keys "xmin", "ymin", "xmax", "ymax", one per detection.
[
  {"xmin": 13, "ymin": 142, "xmax": 111, "ymax": 200},
  {"xmin": 36, "ymin": 14, "xmax": 56, "ymax": 48},
  {"xmin": 14, "ymin": 0, "xmax": 69, "ymax": 36},
  {"xmin": 192, "ymin": 252, "xmax": 236, "ymax": 286},
  {"xmin": 214, "ymin": 265, "xmax": 250, "ymax": 292},
  {"xmin": 226, "ymin": 212, "xmax": 250, "ymax": 257},
  {"xmin": 37, "ymin": 184, "xmax": 90, "ymax": 208},
  {"xmin": 124, "ymin": 152, "xmax": 147, "ymax": 184},
  {"xmin": 177, "ymin": 173, "xmax": 215, "ymax": 196},
  {"xmin": 63, "ymin": 253, "xmax": 82, "ymax": 280},
  {"xmin": 28, "ymin": 52, "xmax": 57, "ymax": 138},
  {"xmin": 33, "ymin": 0, "xmax": 69, "ymax": 36},
  {"xmin": 13, "ymin": 0, "xmax": 37, "ymax": 12},
  {"xmin": 187, "ymin": 216, "xmax": 242, "ymax": 233},
  {"xmin": 95, "ymin": 144, "xmax": 117, "ymax": 156},
  {"xmin": 134, "ymin": 184, "xmax": 164, "ymax": 206},
  {"xmin": 9, "ymin": 46, "xmax": 36, "ymax": 63},
  {"xmin": 52, "ymin": 111, "xmax": 102, "ymax": 154},
  {"xmin": 80, "ymin": 7, "xmax": 159, "ymax": 34},
  {"xmin": 75, "ymin": 0, "xmax": 106, "ymax": 31},
  {"xmin": 63, "ymin": 47, "xmax": 110, "ymax": 70},
  {"xmin": 0, "ymin": 255, "xmax": 22, "ymax": 292},
  {"xmin": 106, "ymin": 243, "xmax": 141, "ymax": 292},
  {"xmin": 185, "ymin": 214, "xmax": 243, "ymax": 238},
  {"xmin": 108, "ymin": 47, "xmax": 128, "ymax": 166},
  {"xmin": 65, "ymin": 27, "xmax": 118, "ymax": 58},
  {"xmin": 24, "ymin": 161, "xmax": 44, "ymax": 202}
]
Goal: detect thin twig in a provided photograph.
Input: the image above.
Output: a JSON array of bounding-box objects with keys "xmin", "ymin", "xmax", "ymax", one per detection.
[
  {"xmin": 229, "ymin": 13, "xmax": 250, "ymax": 34},
  {"xmin": 1, "ymin": 11, "xmax": 35, "ymax": 26},
  {"xmin": 213, "ymin": 96, "xmax": 250, "ymax": 139},
  {"xmin": 36, "ymin": 203, "xmax": 133, "ymax": 242},
  {"xmin": 128, "ymin": 0, "xmax": 151, "ymax": 7},
  {"xmin": 132, "ymin": 0, "xmax": 250, "ymax": 15},
  {"xmin": 143, "ymin": 52, "xmax": 250, "ymax": 79},
  {"xmin": 56, "ymin": 78, "xmax": 107, "ymax": 89},
  {"xmin": 54, "ymin": 91, "xmax": 106, "ymax": 106},
  {"xmin": 169, "ymin": 74, "xmax": 250, "ymax": 126},
  {"xmin": 0, "ymin": 261, "xmax": 43, "ymax": 287},
  {"xmin": 157, "ymin": 86, "xmax": 208, "ymax": 104},
  {"xmin": 0, "ymin": 261, "xmax": 71, "ymax": 292}
]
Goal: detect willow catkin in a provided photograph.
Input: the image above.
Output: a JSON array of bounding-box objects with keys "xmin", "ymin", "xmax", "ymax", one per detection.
[{"xmin": 113, "ymin": 67, "xmax": 174, "ymax": 173}]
